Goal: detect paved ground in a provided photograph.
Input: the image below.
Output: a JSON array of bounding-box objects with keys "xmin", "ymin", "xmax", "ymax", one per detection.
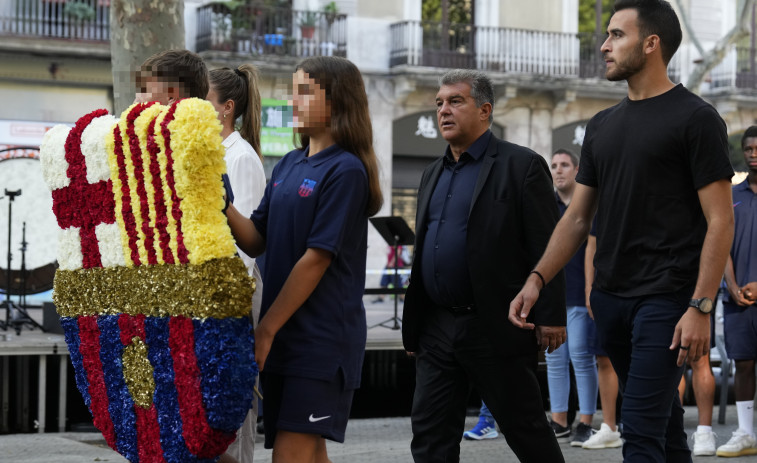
[{"xmin": 4, "ymin": 406, "xmax": 757, "ymax": 462}]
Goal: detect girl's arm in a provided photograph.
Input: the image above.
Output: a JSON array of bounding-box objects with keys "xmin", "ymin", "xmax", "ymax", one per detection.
[
  {"xmin": 254, "ymin": 247, "xmax": 333, "ymax": 370},
  {"xmin": 226, "ymin": 203, "xmax": 266, "ymax": 258}
]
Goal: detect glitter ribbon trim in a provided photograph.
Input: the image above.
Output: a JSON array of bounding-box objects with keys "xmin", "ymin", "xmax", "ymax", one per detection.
[{"xmin": 53, "ymin": 257, "xmax": 254, "ymax": 318}]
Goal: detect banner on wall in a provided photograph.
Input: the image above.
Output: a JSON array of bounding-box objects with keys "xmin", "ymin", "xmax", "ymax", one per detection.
[
  {"xmin": 0, "ymin": 120, "xmax": 69, "ymax": 159},
  {"xmin": 260, "ymin": 98, "xmax": 295, "ymax": 157}
]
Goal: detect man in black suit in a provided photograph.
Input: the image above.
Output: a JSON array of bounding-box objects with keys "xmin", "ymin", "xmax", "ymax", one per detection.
[{"xmin": 402, "ymin": 69, "xmax": 566, "ymax": 462}]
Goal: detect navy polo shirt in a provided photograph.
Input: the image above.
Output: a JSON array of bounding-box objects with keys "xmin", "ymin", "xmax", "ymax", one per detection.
[
  {"xmin": 421, "ymin": 130, "xmax": 490, "ymax": 307},
  {"xmin": 556, "ymin": 193, "xmax": 596, "ymax": 307},
  {"xmin": 250, "ymin": 144, "xmax": 369, "ymax": 388},
  {"xmin": 727, "ymin": 179, "xmax": 757, "ymax": 303}
]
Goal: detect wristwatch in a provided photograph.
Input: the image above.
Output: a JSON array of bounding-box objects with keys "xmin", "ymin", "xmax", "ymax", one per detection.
[{"xmin": 688, "ymin": 297, "xmax": 713, "ymax": 314}]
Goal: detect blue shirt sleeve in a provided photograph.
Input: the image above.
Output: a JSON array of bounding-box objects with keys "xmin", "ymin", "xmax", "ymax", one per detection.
[
  {"xmin": 250, "ymin": 170, "xmax": 275, "ymax": 239},
  {"xmin": 306, "ymin": 165, "xmax": 368, "ymax": 256}
]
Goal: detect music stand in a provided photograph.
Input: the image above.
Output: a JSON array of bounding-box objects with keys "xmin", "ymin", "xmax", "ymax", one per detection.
[
  {"xmin": 0, "ymin": 190, "xmax": 45, "ymax": 335},
  {"xmin": 369, "ymin": 216, "xmax": 415, "ymax": 330}
]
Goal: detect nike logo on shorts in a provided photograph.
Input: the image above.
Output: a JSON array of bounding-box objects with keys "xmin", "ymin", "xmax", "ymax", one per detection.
[{"xmin": 309, "ymin": 414, "xmax": 331, "ymax": 422}]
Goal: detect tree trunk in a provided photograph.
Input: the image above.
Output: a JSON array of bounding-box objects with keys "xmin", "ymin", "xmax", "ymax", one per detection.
[{"xmin": 110, "ymin": 0, "xmax": 185, "ymax": 114}]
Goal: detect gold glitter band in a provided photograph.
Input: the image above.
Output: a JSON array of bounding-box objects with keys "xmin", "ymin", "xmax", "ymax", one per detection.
[
  {"xmin": 122, "ymin": 336, "xmax": 155, "ymax": 408},
  {"xmin": 53, "ymin": 257, "xmax": 255, "ymax": 318}
]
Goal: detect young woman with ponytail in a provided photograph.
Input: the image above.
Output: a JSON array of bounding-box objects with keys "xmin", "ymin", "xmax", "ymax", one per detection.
[{"xmin": 207, "ymin": 64, "xmax": 266, "ymax": 463}]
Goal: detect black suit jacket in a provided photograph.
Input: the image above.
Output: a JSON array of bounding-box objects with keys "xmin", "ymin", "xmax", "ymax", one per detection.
[{"xmin": 402, "ymin": 134, "xmax": 566, "ymax": 357}]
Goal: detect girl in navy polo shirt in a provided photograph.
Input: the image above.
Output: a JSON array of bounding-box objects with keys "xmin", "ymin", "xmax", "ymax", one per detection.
[{"xmin": 225, "ymin": 56, "xmax": 382, "ymax": 462}]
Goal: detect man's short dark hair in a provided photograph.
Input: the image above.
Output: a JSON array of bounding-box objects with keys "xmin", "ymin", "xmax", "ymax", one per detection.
[
  {"xmin": 440, "ymin": 69, "xmax": 495, "ymax": 123},
  {"xmin": 553, "ymin": 148, "xmax": 579, "ymax": 167},
  {"xmin": 139, "ymin": 49, "xmax": 208, "ymax": 99},
  {"xmin": 742, "ymin": 126, "xmax": 757, "ymax": 149},
  {"xmin": 613, "ymin": 0, "xmax": 682, "ymax": 66}
]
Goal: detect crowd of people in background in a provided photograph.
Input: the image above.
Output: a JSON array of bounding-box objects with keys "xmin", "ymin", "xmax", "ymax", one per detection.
[{"xmin": 125, "ymin": 0, "xmax": 757, "ymax": 462}]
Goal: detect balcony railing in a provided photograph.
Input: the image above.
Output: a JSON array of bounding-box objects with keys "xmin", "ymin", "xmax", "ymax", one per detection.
[
  {"xmin": 390, "ymin": 22, "xmax": 682, "ymax": 82},
  {"xmin": 0, "ymin": 0, "xmax": 110, "ymax": 42},
  {"xmin": 710, "ymin": 46, "xmax": 757, "ymax": 90},
  {"xmin": 196, "ymin": 2, "xmax": 346, "ymax": 59}
]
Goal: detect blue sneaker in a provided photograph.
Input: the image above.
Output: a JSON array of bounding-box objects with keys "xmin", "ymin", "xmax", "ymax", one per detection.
[{"xmin": 463, "ymin": 417, "xmax": 498, "ymax": 440}]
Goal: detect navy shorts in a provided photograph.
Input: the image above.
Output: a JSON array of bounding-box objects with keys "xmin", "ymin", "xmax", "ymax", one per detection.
[
  {"xmin": 261, "ymin": 370, "xmax": 355, "ymax": 449},
  {"xmin": 723, "ymin": 301, "xmax": 757, "ymax": 360}
]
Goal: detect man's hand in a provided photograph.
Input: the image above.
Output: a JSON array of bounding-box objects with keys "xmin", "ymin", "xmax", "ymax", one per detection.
[
  {"xmin": 728, "ymin": 282, "xmax": 752, "ymax": 306},
  {"xmin": 670, "ymin": 307, "xmax": 710, "ymax": 366},
  {"xmin": 585, "ymin": 286, "xmax": 594, "ymax": 320},
  {"xmin": 742, "ymin": 282, "xmax": 757, "ymax": 303},
  {"xmin": 536, "ymin": 326, "xmax": 566, "ymax": 353},
  {"xmin": 508, "ymin": 280, "xmax": 540, "ymax": 329}
]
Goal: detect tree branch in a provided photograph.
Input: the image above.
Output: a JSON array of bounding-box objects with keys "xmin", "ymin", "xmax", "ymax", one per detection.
[
  {"xmin": 674, "ymin": 0, "xmax": 705, "ymax": 56},
  {"xmin": 685, "ymin": 0, "xmax": 755, "ymax": 94}
]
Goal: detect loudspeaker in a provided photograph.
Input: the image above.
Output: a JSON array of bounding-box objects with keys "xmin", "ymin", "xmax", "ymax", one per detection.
[{"xmin": 42, "ymin": 302, "xmax": 64, "ymax": 334}]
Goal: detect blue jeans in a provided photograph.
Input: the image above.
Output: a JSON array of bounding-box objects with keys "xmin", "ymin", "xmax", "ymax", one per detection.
[
  {"xmin": 591, "ymin": 287, "xmax": 690, "ymax": 463},
  {"xmin": 545, "ymin": 305, "xmax": 598, "ymax": 415}
]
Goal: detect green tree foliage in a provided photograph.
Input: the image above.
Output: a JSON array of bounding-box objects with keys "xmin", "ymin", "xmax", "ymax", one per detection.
[
  {"xmin": 422, "ymin": 0, "xmax": 473, "ymax": 24},
  {"xmin": 578, "ymin": 0, "xmax": 613, "ymax": 33}
]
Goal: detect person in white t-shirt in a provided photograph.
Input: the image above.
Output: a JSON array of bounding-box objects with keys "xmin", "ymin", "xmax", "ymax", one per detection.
[{"xmin": 207, "ymin": 63, "xmax": 267, "ymax": 463}]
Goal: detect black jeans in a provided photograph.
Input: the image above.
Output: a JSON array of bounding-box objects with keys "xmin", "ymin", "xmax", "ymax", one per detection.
[
  {"xmin": 410, "ymin": 306, "xmax": 564, "ymax": 463},
  {"xmin": 591, "ymin": 287, "xmax": 691, "ymax": 463}
]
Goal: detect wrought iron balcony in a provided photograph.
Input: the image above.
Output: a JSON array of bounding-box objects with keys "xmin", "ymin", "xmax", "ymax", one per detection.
[
  {"xmin": 196, "ymin": 2, "xmax": 346, "ymax": 59},
  {"xmin": 710, "ymin": 46, "xmax": 757, "ymax": 91},
  {"xmin": 389, "ymin": 21, "xmax": 682, "ymax": 83},
  {"xmin": 0, "ymin": 0, "xmax": 110, "ymax": 42}
]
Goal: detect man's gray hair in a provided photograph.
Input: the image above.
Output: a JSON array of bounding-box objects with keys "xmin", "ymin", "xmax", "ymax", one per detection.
[{"xmin": 440, "ymin": 69, "xmax": 495, "ymax": 123}]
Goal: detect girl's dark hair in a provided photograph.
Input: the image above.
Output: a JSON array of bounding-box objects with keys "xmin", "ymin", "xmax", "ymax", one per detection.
[
  {"xmin": 208, "ymin": 64, "xmax": 263, "ymax": 161},
  {"xmin": 294, "ymin": 56, "xmax": 383, "ymax": 216}
]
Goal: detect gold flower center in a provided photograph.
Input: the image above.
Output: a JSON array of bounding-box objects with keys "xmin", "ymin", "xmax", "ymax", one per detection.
[{"xmin": 122, "ymin": 336, "xmax": 155, "ymax": 409}]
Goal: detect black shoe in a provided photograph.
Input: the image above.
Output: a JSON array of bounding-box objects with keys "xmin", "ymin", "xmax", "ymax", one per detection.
[
  {"xmin": 570, "ymin": 422, "xmax": 594, "ymax": 447},
  {"xmin": 550, "ymin": 420, "xmax": 571, "ymax": 441}
]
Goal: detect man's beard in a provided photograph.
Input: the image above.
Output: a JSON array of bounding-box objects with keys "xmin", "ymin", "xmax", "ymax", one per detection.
[{"xmin": 605, "ymin": 41, "xmax": 646, "ymax": 82}]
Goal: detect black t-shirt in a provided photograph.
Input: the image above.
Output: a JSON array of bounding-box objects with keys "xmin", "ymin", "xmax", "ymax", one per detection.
[{"xmin": 576, "ymin": 84, "xmax": 733, "ymax": 297}]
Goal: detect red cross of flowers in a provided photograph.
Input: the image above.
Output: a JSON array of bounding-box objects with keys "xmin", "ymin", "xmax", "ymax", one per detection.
[{"xmin": 52, "ymin": 109, "xmax": 116, "ymax": 269}]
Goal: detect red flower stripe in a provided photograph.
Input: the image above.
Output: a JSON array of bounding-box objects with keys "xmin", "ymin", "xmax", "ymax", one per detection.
[
  {"xmin": 135, "ymin": 404, "xmax": 166, "ymax": 463},
  {"xmin": 112, "ymin": 125, "xmax": 141, "ymax": 266},
  {"xmin": 77, "ymin": 315, "xmax": 117, "ymax": 449},
  {"xmin": 146, "ymin": 118, "xmax": 175, "ymax": 264},
  {"xmin": 160, "ymin": 101, "xmax": 190, "ymax": 264},
  {"xmin": 168, "ymin": 316, "xmax": 234, "ymax": 457},
  {"xmin": 118, "ymin": 313, "xmax": 146, "ymax": 345},
  {"xmin": 57, "ymin": 109, "xmax": 115, "ymax": 269},
  {"xmin": 126, "ymin": 103, "xmax": 158, "ymax": 266}
]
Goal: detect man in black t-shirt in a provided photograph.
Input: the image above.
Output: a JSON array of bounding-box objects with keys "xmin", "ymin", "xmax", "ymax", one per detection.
[{"xmin": 509, "ymin": 1, "xmax": 734, "ymax": 462}]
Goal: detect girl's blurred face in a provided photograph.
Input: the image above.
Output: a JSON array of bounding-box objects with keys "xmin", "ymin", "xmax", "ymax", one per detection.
[{"xmin": 291, "ymin": 69, "xmax": 330, "ymax": 133}]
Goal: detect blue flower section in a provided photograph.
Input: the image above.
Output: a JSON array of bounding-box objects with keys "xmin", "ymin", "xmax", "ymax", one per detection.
[
  {"xmin": 60, "ymin": 317, "xmax": 91, "ymax": 407},
  {"xmin": 193, "ymin": 317, "xmax": 256, "ymax": 431},
  {"xmin": 97, "ymin": 315, "xmax": 138, "ymax": 463}
]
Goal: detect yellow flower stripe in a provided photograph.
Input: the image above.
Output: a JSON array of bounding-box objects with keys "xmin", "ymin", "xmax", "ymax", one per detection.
[
  {"xmin": 134, "ymin": 103, "xmax": 165, "ymax": 264},
  {"xmin": 53, "ymin": 257, "xmax": 254, "ymax": 318},
  {"xmin": 168, "ymin": 99, "xmax": 236, "ymax": 264}
]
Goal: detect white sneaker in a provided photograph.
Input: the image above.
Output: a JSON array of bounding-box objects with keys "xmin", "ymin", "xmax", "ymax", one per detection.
[
  {"xmin": 582, "ymin": 422, "xmax": 622, "ymax": 449},
  {"xmin": 692, "ymin": 430, "xmax": 716, "ymax": 456},
  {"xmin": 716, "ymin": 430, "xmax": 757, "ymax": 457}
]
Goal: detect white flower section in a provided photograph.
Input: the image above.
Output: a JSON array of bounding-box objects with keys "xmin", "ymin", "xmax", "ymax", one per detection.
[
  {"xmin": 81, "ymin": 115, "xmax": 118, "ymax": 183},
  {"xmin": 58, "ymin": 227, "xmax": 83, "ymax": 270},
  {"xmin": 39, "ymin": 125, "xmax": 72, "ymax": 191},
  {"xmin": 95, "ymin": 222, "xmax": 126, "ymax": 268}
]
